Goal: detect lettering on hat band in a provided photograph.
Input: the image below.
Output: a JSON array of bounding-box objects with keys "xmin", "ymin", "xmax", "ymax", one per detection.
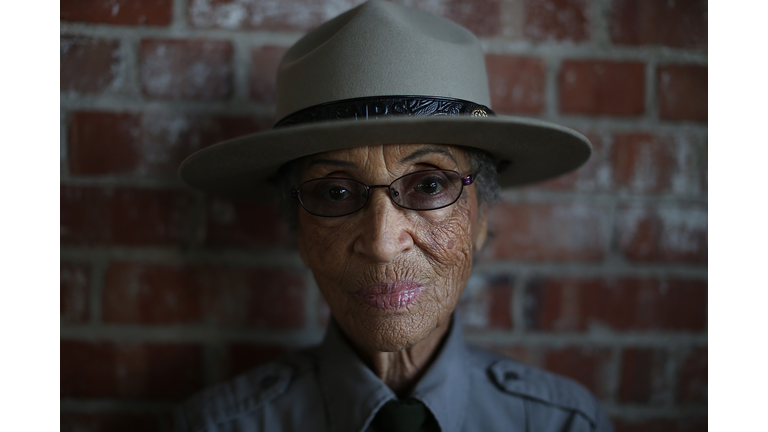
[{"xmin": 274, "ymin": 95, "xmax": 495, "ymax": 128}]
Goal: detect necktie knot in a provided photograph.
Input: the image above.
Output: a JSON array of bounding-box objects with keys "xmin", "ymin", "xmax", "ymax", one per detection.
[{"xmin": 371, "ymin": 398, "xmax": 430, "ymax": 432}]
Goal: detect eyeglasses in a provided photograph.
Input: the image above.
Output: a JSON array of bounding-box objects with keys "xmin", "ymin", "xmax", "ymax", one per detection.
[{"xmin": 292, "ymin": 169, "xmax": 475, "ymax": 217}]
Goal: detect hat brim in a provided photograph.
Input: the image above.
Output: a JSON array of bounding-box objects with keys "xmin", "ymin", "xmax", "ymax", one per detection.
[{"xmin": 178, "ymin": 115, "xmax": 591, "ymax": 200}]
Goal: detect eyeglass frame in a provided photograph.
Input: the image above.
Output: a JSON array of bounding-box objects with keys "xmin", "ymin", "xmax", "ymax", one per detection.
[{"xmin": 291, "ymin": 169, "xmax": 476, "ymax": 217}]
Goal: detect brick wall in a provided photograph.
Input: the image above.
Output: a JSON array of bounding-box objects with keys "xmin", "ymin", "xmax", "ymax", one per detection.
[{"xmin": 60, "ymin": 1, "xmax": 707, "ymax": 430}]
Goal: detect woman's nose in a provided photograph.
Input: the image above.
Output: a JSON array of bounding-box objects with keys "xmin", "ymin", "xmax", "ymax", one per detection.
[{"xmin": 353, "ymin": 189, "xmax": 414, "ymax": 263}]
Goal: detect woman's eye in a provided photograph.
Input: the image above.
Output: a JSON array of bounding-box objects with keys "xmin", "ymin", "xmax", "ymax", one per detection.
[
  {"xmin": 415, "ymin": 178, "xmax": 445, "ymax": 194},
  {"xmin": 323, "ymin": 186, "xmax": 351, "ymax": 201}
]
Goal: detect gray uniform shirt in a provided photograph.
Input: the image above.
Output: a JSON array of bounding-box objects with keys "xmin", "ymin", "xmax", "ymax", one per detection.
[{"xmin": 174, "ymin": 316, "xmax": 613, "ymax": 432}]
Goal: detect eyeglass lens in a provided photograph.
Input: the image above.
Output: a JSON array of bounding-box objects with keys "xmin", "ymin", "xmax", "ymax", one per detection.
[{"xmin": 297, "ymin": 170, "xmax": 466, "ymax": 217}]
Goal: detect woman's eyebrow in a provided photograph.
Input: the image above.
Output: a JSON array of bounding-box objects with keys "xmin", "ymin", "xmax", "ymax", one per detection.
[
  {"xmin": 307, "ymin": 158, "xmax": 357, "ymax": 168},
  {"xmin": 400, "ymin": 146, "xmax": 458, "ymax": 165}
]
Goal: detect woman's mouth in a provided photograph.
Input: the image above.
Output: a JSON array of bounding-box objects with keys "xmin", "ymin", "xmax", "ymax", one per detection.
[{"xmin": 353, "ymin": 280, "xmax": 425, "ymax": 311}]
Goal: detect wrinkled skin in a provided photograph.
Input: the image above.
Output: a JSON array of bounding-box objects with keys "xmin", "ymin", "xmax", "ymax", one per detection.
[{"xmin": 296, "ymin": 144, "xmax": 488, "ymax": 394}]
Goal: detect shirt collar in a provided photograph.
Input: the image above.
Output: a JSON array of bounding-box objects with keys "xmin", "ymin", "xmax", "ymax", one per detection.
[{"xmin": 317, "ymin": 314, "xmax": 470, "ymax": 432}]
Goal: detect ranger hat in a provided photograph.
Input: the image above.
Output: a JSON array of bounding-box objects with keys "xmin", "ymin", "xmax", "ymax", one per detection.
[{"xmin": 178, "ymin": 0, "xmax": 591, "ymax": 199}]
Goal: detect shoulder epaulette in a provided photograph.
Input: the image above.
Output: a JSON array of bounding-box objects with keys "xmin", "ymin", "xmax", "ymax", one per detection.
[
  {"xmin": 175, "ymin": 359, "xmax": 297, "ymax": 432},
  {"xmin": 488, "ymin": 358, "xmax": 599, "ymax": 426}
]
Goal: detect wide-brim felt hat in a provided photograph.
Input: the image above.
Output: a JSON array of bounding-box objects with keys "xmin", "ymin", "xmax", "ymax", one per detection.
[{"xmin": 179, "ymin": 0, "xmax": 591, "ymax": 200}]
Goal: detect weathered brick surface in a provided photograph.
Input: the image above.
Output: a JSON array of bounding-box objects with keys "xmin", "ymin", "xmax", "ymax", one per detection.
[
  {"xmin": 525, "ymin": 278, "xmax": 707, "ymax": 331},
  {"xmin": 60, "ymin": 185, "xmax": 196, "ymax": 246},
  {"xmin": 532, "ymin": 131, "xmax": 613, "ymax": 192},
  {"xmin": 619, "ymin": 348, "xmax": 670, "ymax": 404},
  {"xmin": 611, "ymin": 132, "xmax": 699, "ymax": 195},
  {"xmin": 458, "ymin": 275, "xmax": 514, "ymax": 330},
  {"xmin": 102, "ymin": 263, "xmax": 306, "ymax": 329},
  {"xmin": 61, "ymin": 0, "xmax": 173, "ymax": 26},
  {"xmin": 658, "ymin": 65, "xmax": 708, "ymax": 122},
  {"xmin": 543, "ymin": 347, "xmax": 613, "ymax": 399},
  {"xmin": 559, "ymin": 60, "xmax": 645, "ymax": 116},
  {"xmin": 188, "ymin": 0, "xmax": 366, "ymax": 31},
  {"xmin": 61, "ymin": 37, "xmax": 121, "ymax": 95},
  {"xmin": 615, "ymin": 203, "xmax": 708, "ymax": 263},
  {"xmin": 485, "ymin": 55, "xmax": 545, "ymax": 114},
  {"xmin": 250, "ymin": 46, "xmax": 289, "ymax": 105},
  {"xmin": 207, "ymin": 199, "xmax": 290, "ymax": 247},
  {"xmin": 68, "ymin": 111, "xmax": 142, "ymax": 175},
  {"xmin": 68, "ymin": 111, "xmax": 271, "ymax": 176},
  {"xmin": 610, "ymin": 0, "xmax": 707, "ymax": 50},
  {"xmin": 486, "ymin": 203, "xmax": 608, "ymax": 261},
  {"xmin": 60, "ymin": 341, "xmax": 202, "ymax": 399},
  {"xmin": 523, "ymin": 0, "xmax": 589, "ymax": 42},
  {"xmin": 60, "ymin": 413, "xmax": 165, "ymax": 432},
  {"xmin": 61, "ymin": 263, "xmax": 90, "ymax": 324},
  {"xmin": 140, "ymin": 40, "xmax": 234, "ymax": 100},
  {"xmin": 677, "ymin": 347, "xmax": 707, "ymax": 404},
  {"xmin": 187, "ymin": 0, "xmax": 502, "ymax": 36},
  {"xmin": 403, "ymin": 0, "xmax": 503, "ymax": 37}
]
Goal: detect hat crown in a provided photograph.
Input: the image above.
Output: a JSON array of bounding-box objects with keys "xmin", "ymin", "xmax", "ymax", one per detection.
[{"xmin": 275, "ymin": 0, "xmax": 491, "ymax": 120}]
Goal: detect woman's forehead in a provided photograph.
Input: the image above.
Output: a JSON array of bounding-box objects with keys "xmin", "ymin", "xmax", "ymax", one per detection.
[{"xmin": 302, "ymin": 144, "xmax": 469, "ymax": 168}]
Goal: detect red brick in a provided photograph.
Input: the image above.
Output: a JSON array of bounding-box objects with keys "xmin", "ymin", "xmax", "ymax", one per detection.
[
  {"xmin": 616, "ymin": 203, "xmax": 707, "ymax": 263},
  {"xmin": 60, "ymin": 413, "xmax": 164, "ymax": 432},
  {"xmin": 533, "ymin": 131, "xmax": 612, "ymax": 192},
  {"xmin": 102, "ymin": 263, "xmax": 306, "ymax": 329},
  {"xmin": 61, "ymin": 263, "xmax": 90, "ymax": 324},
  {"xmin": 61, "ymin": 0, "xmax": 172, "ymax": 26},
  {"xmin": 68, "ymin": 111, "xmax": 270, "ymax": 176},
  {"xmin": 207, "ymin": 199, "xmax": 290, "ymax": 247},
  {"xmin": 543, "ymin": 347, "xmax": 612, "ymax": 399},
  {"xmin": 404, "ymin": 0, "xmax": 503, "ymax": 37},
  {"xmin": 61, "ymin": 37, "xmax": 121, "ymax": 94},
  {"xmin": 525, "ymin": 278, "xmax": 707, "ymax": 332},
  {"xmin": 202, "ymin": 267, "xmax": 306, "ymax": 329},
  {"xmin": 559, "ymin": 60, "xmax": 645, "ymax": 116},
  {"xmin": 68, "ymin": 111, "xmax": 142, "ymax": 175},
  {"xmin": 102, "ymin": 263, "xmax": 202, "ymax": 324},
  {"xmin": 658, "ymin": 65, "xmax": 708, "ymax": 122},
  {"xmin": 523, "ymin": 0, "xmax": 589, "ymax": 42},
  {"xmin": 60, "ymin": 185, "xmax": 195, "ymax": 246},
  {"xmin": 458, "ymin": 275, "xmax": 514, "ymax": 330},
  {"xmin": 485, "ymin": 203, "xmax": 607, "ymax": 261},
  {"xmin": 187, "ymin": 0, "xmax": 502, "ymax": 36},
  {"xmin": 250, "ymin": 46, "xmax": 289, "ymax": 105},
  {"xmin": 485, "ymin": 55, "xmax": 545, "ymax": 114},
  {"xmin": 613, "ymin": 417, "xmax": 708, "ymax": 432},
  {"xmin": 619, "ymin": 348, "xmax": 670, "ymax": 404},
  {"xmin": 610, "ymin": 0, "xmax": 707, "ymax": 50},
  {"xmin": 60, "ymin": 341, "xmax": 202, "ymax": 399},
  {"xmin": 611, "ymin": 132, "xmax": 698, "ymax": 194},
  {"xmin": 678, "ymin": 347, "xmax": 707, "ymax": 404},
  {"xmin": 226, "ymin": 344, "xmax": 289, "ymax": 379},
  {"xmin": 187, "ymin": 0, "xmax": 358, "ymax": 31},
  {"xmin": 140, "ymin": 40, "xmax": 233, "ymax": 100}
]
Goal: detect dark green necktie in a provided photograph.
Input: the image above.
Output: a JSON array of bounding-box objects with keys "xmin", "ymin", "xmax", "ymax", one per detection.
[{"xmin": 370, "ymin": 398, "xmax": 431, "ymax": 432}]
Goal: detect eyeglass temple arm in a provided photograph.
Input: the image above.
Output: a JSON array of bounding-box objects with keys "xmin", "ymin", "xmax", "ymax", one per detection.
[{"xmin": 462, "ymin": 174, "xmax": 475, "ymax": 186}]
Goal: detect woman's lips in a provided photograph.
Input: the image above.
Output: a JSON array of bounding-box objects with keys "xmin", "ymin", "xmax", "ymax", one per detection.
[{"xmin": 353, "ymin": 280, "xmax": 425, "ymax": 311}]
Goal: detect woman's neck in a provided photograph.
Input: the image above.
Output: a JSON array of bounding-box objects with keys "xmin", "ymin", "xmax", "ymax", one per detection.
[{"xmin": 355, "ymin": 321, "xmax": 450, "ymax": 398}]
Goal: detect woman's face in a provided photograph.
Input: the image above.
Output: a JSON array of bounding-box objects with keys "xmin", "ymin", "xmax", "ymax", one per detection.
[{"xmin": 296, "ymin": 144, "xmax": 488, "ymax": 353}]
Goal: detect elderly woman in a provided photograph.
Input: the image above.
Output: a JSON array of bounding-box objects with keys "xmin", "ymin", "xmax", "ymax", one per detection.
[{"xmin": 175, "ymin": 1, "xmax": 611, "ymax": 431}]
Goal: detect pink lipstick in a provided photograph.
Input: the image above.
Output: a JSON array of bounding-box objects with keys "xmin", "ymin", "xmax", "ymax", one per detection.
[{"xmin": 353, "ymin": 280, "xmax": 424, "ymax": 311}]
